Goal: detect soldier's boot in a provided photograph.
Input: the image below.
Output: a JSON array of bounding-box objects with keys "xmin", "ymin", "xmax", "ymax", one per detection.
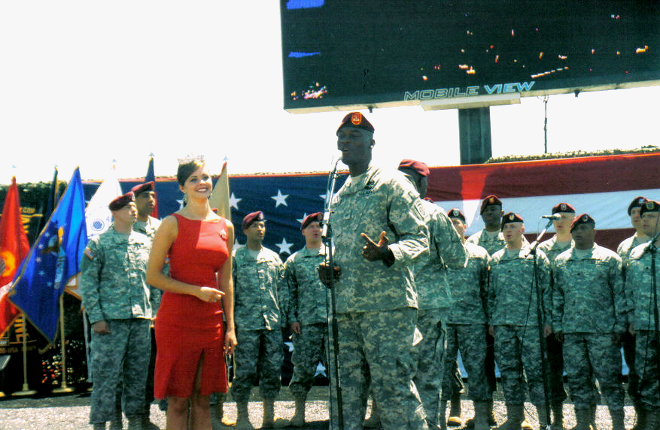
[
  {"xmin": 551, "ymin": 401, "xmax": 564, "ymax": 429},
  {"xmin": 610, "ymin": 409, "xmax": 625, "ymax": 430},
  {"xmin": 141, "ymin": 412, "xmax": 160, "ymax": 430},
  {"xmin": 470, "ymin": 401, "xmax": 490, "ymax": 430},
  {"xmin": 438, "ymin": 400, "xmax": 448, "ymax": 430},
  {"xmin": 262, "ymin": 398, "xmax": 289, "ymax": 429},
  {"xmin": 126, "ymin": 416, "xmax": 145, "ymax": 430},
  {"xmin": 447, "ymin": 394, "xmax": 463, "ymax": 427},
  {"xmin": 631, "ymin": 403, "xmax": 647, "ymax": 430},
  {"xmin": 213, "ymin": 401, "xmax": 236, "ymax": 428},
  {"xmin": 498, "ymin": 404, "xmax": 523, "ymax": 430},
  {"xmin": 646, "ymin": 409, "xmax": 660, "ymax": 430},
  {"xmin": 93, "ymin": 424, "xmax": 107, "ymax": 430},
  {"xmin": 236, "ymin": 402, "xmax": 254, "ymax": 430},
  {"xmin": 487, "ymin": 399, "xmax": 497, "ymax": 427},
  {"xmin": 363, "ymin": 401, "xmax": 380, "ymax": 428},
  {"xmin": 109, "ymin": 411, "xmax": 123, "ymax": 430},
  {"xmin": 573, "ymin": 408, "xmax": 591, "ymax": 430},
  {"xmin": 290, "ymin": 397, "xmax": 306, "ymax": 427}
]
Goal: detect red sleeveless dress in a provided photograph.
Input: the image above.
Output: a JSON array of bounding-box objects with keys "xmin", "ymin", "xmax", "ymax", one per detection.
[{"xmin": 154, "ymin": 214, "xmax": 229, "ymax": 398}]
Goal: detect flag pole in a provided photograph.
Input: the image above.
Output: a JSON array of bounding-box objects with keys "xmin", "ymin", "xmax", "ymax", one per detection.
[
  {"xmin": 11, "ymin": 314, "xmax": 36, "ymax": 396},
  {"xmin": 52, "ymin": 294, "xmax": 74, "ymax": 394}
]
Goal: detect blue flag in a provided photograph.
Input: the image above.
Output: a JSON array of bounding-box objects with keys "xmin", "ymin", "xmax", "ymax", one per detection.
[{"xmin": 10, "ymin": 168, "xmax": 88, "ymax": 342}]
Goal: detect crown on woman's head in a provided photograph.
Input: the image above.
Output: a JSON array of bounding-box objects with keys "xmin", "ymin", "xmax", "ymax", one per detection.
[{"xmin": 177, "ymin": 153, "xmax": 205, "ymax": 164}]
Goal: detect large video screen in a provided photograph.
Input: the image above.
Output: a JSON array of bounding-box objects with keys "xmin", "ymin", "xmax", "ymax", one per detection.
[{"xmin": 281, "ymin": 0, "xmax": 660, "ymax": 112}]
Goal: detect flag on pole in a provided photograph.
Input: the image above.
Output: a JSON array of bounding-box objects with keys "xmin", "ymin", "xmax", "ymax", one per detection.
[
  {"xmin": 38, "ymin": 167, "xmax": 60, "ymax": 234},
  {"xmin": 145, "ymin": 155, "xmax": 159, "ymax": 218},
  {"xmin": 0, "ymin": 177, "xmax": 31, "ymax": 337},
  {"xmin": 85, "ymin": 167, "xmax": 122, "ymax": 239},
  {"xmin": 209, "ymin": 161, "xmax": 231, "ymax": 219},
  {"xmin": 9, "ymin": 168, "xmax": 88, "ymax": 342}
]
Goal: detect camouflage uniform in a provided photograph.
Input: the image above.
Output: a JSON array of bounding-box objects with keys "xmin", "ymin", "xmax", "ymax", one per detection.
[
  {"xmin": 488, "ymin": 244, "xmax": 551, "ymax": 408},
  {"xmin": 466, "ymin": 228, "xmax": 511, "ymax": 395},
  {"xmin": 331, "ymin": 165, "xmax": 429, "ymax": 430},
  {"xmin": 626, "ymin": 242, "xmax": 660, "ymax": 408},
  {"xmin": 618, "ymin": 233, "xmax": 650, "ymax": 403},
  {"xmin": 231, "ymin": 245, "xmax": 287, "ymax": 402},
  {"xmin": 442, "ymin": 242, "xmax": 490, "ymax": 403},
  {"xmin": 285, "ymin": 244, "xmax": 330, "ymax": 400},
  {"xmin": 132, "ymin": 216, "xmax": 162, "ymax": 418},
  {"xmin": 553, "ymin": 244, "xmax": 627, "ymax": 411},
  {"xmin": 538, "ymin": 236, "xmax": 573, "ymax": 405},
  {"xmin": 411, "ymin": 200, "xmax": 467, "ymax": 428},
  {"xmin": 81, "ymin": 226, "xmax": 154, "ymax": 425}
]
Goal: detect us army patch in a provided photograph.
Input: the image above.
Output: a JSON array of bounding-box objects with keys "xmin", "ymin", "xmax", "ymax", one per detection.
[{"xmin": 84, "ymin": 247, "xmax": 94, "ymax": 260}]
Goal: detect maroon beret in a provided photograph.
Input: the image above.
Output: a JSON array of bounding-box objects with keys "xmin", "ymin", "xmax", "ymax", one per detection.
[
  {"xmin": 628, "ymin": 196, "xmax": 648, "ymax": 215},
  {"xmin": 398, "ymin": 159, "xmax": 430, "ymax": 177},
  {"xmin": 301, "ymin": 212, "xmax": 323, "ymax": 230},
  {"xmin": 501, "ymin": 212, "xmax": 523, "ymax": 230},
  {"xmin": 108, "ymin": 192, "xmax": 134, "ymax": 211},
  {"xmin": 480, "ymin": 195, "xmax": 502, "ymax": 214},
  {"xmin": 640, "ymin": 200, "xmax": 660, "ymax": 217},
  {"xmin": 570, "ymin": 213, "xmax": 596, "ymax": 232},
  {"xmin": 131, "ymin": 181, "xmax": 155, "ymax": 196},
  {"xmin": 447, "ymin": 208, "xmax": 466, "ymax": 222},
  {"xmin": 242, "ymin": 211, "xmax": 265, "ymax": 231},
  {"xmin": 552, "ymin": 202, "xmax": 576, "ymax": 214},
  {"xmin": 336, "ymin": 112, "xmax": 375, "ymax": 135}
]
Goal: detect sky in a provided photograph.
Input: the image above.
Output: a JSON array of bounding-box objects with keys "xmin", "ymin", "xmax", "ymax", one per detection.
[{"xmin": 1, "ymin": 2, "xmax": 658, "ymax": 185}]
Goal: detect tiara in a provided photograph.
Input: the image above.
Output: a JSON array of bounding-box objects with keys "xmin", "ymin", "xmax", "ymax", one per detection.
[{"xmin": 177, "ymin": 153, "xmax": 205, "ymax": 164}]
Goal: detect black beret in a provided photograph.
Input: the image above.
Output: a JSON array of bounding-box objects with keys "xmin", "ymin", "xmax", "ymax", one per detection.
[
  {"xmin": 447, "ymin": 208, "xmax": 466, "ymax": 223},
  {"xmin": 570, "ymin": 213, "xmax": 596, "ymax": 232},
  {"xmin": 398, "ymin": 159, "xmax": 430, "ymax": 177},
  {"xmin": 501, "ymin": 212, "xmax": 523, "ymax": 230},
  {"xmin": 242, "ymin": 211, "xmax": 265, "ymax": 231},
  {"xmin": 108, "ymin": 192, "xmax": 134, "ymax": 211},
  {"xmin": 336, "ymin": 112, "xmax": 375, "ymax": 135},
  {"xmin": 552, "ymin": 202, "xmax": 576, "ymax": 214},
  {"xmin": 640, "ymin": 200, "xmax": 660, "ymax": 217},
  {"xmin": 131, "ymin": 181, "xmax": 155, "ymax": 196},
  {"xmin": 480, "ymin": 195, "xmax": 502, "ymax": 214},
  {"xmin": 301, "ymin": 212, "xmax": 323, "ymax": 230},
  {"xmin": 628, "ymin": 196, "xmax": 648, "ymax": 215}
]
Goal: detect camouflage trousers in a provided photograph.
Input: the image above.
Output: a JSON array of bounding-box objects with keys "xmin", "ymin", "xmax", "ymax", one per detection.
[
  {"xmin": 546, "ymin": 333, "xmax": 568, "ymax": 403},
  {"xmin": 89, "ymin": 318, "xmax": 151, "ymax": 424},
  {"xmin": 289, "ymin": 323, "xmax": 328, "ymax": 400},
  {"xmin": 635, "ymin": 330, "xmax": 660, "ymax": 408},
  {"xmin": 336, "ymin": 308, "xmax": 428, "ymax": 430},
  {"xmin": 412, "ymin": 309, "xmax": 445, "ymax": 427},
  {"xmin": 231, "ymin": 328, "xmax": 283, "ymax": 402},
  {"xmin": 493, "ymin": 325, "xmax": 545, "ymax": 406},
  {"xmin": 442, "ymin": 324, "xmax": 490, "ymax": 402},
  {"xmin": 563, "ymin": 333, "xmax": 624, "ymax": 411}
]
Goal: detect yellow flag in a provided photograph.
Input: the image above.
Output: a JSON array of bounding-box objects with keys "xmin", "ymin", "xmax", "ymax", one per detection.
[{"xmin": 209, "ymin": 162, "xmax": 231, "ymax": 219}]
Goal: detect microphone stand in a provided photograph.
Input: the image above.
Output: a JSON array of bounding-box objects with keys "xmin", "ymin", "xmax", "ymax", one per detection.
[
  {"xmin": 322, "ymin": 158, "xmax": 343, "ymax": 430},
  {"xmin": 528, "ymin": 218, "xmax": 554, "ymax": 429}
]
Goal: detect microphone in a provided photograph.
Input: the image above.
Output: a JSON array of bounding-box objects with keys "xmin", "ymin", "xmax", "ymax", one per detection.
[{"xmin": 541, "ymin": 214, "xmax": 561, "ymax": 220}]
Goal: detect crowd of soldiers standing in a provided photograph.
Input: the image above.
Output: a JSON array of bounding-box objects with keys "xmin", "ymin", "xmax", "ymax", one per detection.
[{"xmin": 79, "ymin": 112, "xmax": 660, "ymax": 430}]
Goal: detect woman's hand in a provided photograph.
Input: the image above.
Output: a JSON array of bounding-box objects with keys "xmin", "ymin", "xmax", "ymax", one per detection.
[
  {"xmin": 224, "ymin": 328, "xmax": 237, "ymax": 354},
  {"xmin": 197, "ymin": 286, "xmax": 224, "ymax": 303}
]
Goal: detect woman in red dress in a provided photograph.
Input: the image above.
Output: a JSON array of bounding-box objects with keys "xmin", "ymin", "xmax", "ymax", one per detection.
[{"xmin": 147, "ymin": 158, "xmax": 237, "ymax": 430}]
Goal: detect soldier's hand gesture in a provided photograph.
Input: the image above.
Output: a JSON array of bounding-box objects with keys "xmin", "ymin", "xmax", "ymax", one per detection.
[
  {"xmin": 361, "ymin": 231, "xmax": 394, "ymax": 264},
  {"xmin": 319, "ymin": 262, "xmax": 341, "ymax": 287}
]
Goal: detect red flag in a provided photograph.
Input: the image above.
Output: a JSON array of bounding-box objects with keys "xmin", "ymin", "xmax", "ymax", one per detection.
[{"xmin": 0, "ymin": 177, "xmax": 30, "ymax": 336}]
